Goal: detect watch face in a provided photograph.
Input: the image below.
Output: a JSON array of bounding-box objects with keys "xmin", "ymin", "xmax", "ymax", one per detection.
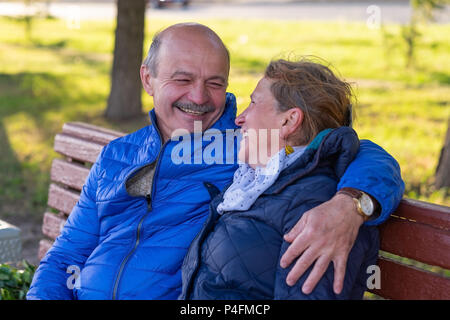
[{"xmin": 360, "ymin": 193, "xmax": 374, "ymax": 216}]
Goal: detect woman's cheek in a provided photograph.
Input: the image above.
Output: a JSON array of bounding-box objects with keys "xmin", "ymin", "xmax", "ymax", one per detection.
[{"xmin": 238, "ymin": 133, "xmax": 251, "ymax": 164}]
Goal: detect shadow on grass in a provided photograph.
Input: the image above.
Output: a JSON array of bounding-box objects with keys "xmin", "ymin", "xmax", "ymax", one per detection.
[
  {"xmin": 0, "ymin": 71, "xmax": 108, "ymax": 221},
  {"xmin": 429, "ymin": 71, "xmax": 450, "ymax": 85},
  {"xmin": 0, "ymin": 70, "xmax": 150, "ymax": 221},
  {"xmin": 0, "ymin": 72, "xmax": 65, "ymax": 221},
  {"xmin": 0, "ymin": 123, "xmax": 26, "ymax": 217},
  {"xmin": 0, "ymin": 72, "xmax": 71, "ymax": 120},
  {"xmin": 31, "ymin": 39, "xmax": 68, "ymax": 49},
  {"xmin": 6, "ymin": 40, "xmax": 112, "ymax": 74}
]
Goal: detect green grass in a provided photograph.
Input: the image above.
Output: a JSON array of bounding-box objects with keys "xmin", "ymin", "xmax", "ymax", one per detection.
[{"xmin": 0, "ymin": 16, "xmax": 449, "ymax": 222}]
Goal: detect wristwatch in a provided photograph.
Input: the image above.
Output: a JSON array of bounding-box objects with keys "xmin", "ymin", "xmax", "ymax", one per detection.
[{"xmin": 337, "ymin": 187, "xmax": 376, "ymax": 221}]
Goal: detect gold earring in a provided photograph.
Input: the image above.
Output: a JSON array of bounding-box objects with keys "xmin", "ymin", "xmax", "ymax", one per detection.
[{"xmin": 285, "ymin": 144, "xmax": 294, "ymax": 155}]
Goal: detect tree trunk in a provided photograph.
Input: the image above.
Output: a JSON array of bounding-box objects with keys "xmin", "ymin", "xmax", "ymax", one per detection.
[
  {"xmin": 105, "ymin": 0, "xmax": 146, "ymax": 121},
  {"xmin": 435, "ymin": 118, "xmax": 450, "ymax": 189}
]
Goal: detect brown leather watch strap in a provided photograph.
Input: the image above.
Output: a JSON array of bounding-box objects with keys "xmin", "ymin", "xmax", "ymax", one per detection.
[{"xmin": 337, "ymin": 187, "xmax": 363, "ymax": 200}]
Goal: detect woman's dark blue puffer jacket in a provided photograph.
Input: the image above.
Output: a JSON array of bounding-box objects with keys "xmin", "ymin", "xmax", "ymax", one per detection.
[{"xmin": 180, "ymin": 127, "xmax": 380, "ymax": 300}]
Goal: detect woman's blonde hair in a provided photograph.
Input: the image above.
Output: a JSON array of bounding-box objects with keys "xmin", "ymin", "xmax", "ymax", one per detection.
[{"xmin": 265, "ymin": 57, "xmax": 355, "ymax": 145}]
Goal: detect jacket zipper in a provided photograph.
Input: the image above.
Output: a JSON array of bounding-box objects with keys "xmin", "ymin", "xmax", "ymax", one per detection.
[
  {"xmin": 111, "ymin": 208, "xmax": 149, "ymax": 300},
  {"xmin": 111, "ymin": 126, "xmax": 234, "ymax": 299},
  {"xmin": 111, "ymin": 131, "xmax": 167, "ymax": 300},
  {"xmin": 183, "ymin": 192, "xmax": 223, "ymax": 298},
  {"xmin": 183, "ymin": 210, "xmax": 216, "ymax": 298}
]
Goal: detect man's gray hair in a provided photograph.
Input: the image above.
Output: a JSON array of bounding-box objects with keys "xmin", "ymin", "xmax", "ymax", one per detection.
[
  {"xmin": 142, "ymin": 22, "xmax": 230, "ymax": 77},
  {"xmin": 142, "ymin": 29, "xmax": 163, "ymax": 77}
]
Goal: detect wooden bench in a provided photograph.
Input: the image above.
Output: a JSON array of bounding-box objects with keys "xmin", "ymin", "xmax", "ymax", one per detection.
[{"xmin": 38, "ymin": 122, "xmax": 450, "ymax": 300}]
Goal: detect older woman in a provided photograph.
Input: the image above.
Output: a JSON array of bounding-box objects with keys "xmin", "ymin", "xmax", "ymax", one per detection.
[{"xmin": 179, "ymin": 58, "xmax": 379, "ymax": 300}]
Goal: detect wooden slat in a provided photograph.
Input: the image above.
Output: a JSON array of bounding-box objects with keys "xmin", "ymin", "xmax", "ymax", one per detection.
[
  {"xmin": 42, "ymin": 212, "xmax": 67, "ymax": 240},
  {"xmin": 38, "ymin": 239, "xmax": 53, "ymax": 261},
  {"xmin": 62, "ymin": 122, "xmax": 124, "ymax": 145},
  {"xmin": 54, "ymin": 133, "xmax": 104, "ymax": 163},
  {"xmin": 370, "ymin": 257, "xmax": 450, "ymax": 300},
  {"xmin": 50, "ymin": 158, "xmax": 90, "ymax": 191},
  {"xmin": 379, "ymin": 200, "xmax": 450, "ymax": 270},
  {"xmin": 47, "ymin": 183, "xmax": 80, "ymax": 215},
  {"xmin": 37, "ymin": 122, "xmax": 123, "ymax": 262},
  {"xmin": 394, "ymin": 198, "xmax": 450, "ymax": 230}
]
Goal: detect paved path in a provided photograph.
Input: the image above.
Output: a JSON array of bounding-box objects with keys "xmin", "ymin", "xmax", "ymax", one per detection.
[{"xmin": 0, "ymin": 1, "xmax": 449, "ymax": 24}]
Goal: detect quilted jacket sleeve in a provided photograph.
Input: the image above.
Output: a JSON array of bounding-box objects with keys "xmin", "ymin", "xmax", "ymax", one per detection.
[
  {"xmin": 26, "ymin": 149, "xmax": 104, "ymax": 300},
  {"xmin": 337, "ymin": 139, "xmax": 405, "ymax": 226},
  {"xmin": 274, "ymin": 195, "xmax": 379, "ymax": 300}
]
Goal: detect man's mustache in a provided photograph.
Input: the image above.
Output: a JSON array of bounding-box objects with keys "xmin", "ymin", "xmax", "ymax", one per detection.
[{"xmin": 173, "ymin": 101, "xmax": 215, "ymax": 113}]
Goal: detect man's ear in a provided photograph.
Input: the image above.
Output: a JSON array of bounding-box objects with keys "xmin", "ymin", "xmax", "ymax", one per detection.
[
  {"xmin": 140, "ymin": 65, "xmax": 154, "ymax": 96},
  {"xmin": 280, "ymin": 108, "xmax": 304, "ymax": 139}
]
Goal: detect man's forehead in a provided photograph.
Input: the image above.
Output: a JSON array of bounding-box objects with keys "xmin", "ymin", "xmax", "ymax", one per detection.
[
  {"xmin": 150, "ymin": 24, "xmax": 230, "ymax": 80},
  {"xmin": 163, "ymin": 24, "xmax": 218, "ymax": 40},
  {"xmin": 160, "ymin": 24, "xmax": 227, "ymax": 57},
  {"xmin": 158, "ymin": 36, "xmax": 228, "ymax": 76},
  {"xmin": 162, "ymin": 28, "xmax": 223, "ymax": 52}
]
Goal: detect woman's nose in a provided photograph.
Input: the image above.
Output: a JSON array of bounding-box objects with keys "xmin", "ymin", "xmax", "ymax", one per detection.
[{"xmin": 235, "ymin": 111, "xmax": 246, "ymax": 127}]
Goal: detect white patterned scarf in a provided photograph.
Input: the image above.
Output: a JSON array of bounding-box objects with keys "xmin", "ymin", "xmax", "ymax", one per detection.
[{"xmin": 217, "ymin": 145, "xmax": 307, "ymax": 214}]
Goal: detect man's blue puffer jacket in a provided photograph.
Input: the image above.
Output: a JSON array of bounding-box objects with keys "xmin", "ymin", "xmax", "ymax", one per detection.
[
  {"xmin": 27, "ymin": 94, "xmax": 240, "ymax": 300},
  {"xmin": 27, "ymin": 92, "xmax": 403, "ymax": 300},
  {"xmin": 180, "ymin": 127, "xmax": 379, "ymax": 300}
]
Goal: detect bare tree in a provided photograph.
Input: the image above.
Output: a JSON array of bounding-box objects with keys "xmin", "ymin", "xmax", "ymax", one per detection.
[{"xmin": 105, "ymin": 0, "xmax": 146, "ymax": 121}]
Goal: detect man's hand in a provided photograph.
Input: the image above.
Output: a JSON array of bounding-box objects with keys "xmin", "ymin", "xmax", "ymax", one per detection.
[{"xmin": 279, "ymin": 193, "xmax": 364, "ymax": 295}]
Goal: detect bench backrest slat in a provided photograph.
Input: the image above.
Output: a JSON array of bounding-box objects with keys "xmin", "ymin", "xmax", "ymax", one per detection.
[
  {"xmin": 370, "ymin": 257, "xmax": 450, "ymax": 300},
  {"xmin": 378, "ymin": 199, "xmax": 450, "ymax": 270},
  {"xmin": 50, "ymin": 158, "xmax": 90, "ymax": 191},
  {"xmin": 42, "ymin": 211, "xmax": 66, "ymax": 240},
  {"xmin": 38, "ymin": 239, "xmax": 53, "ymax": 261},
  {"xmin": 62, "ymin": 122, "xmax": 124, "ymax": 145},
  {"xmin": 47, "ymin": 183, "xmax": 80, "ymax": 216},
  {"xmin": 394, "ymin": 198, "xmax": 450, "ymax": 230},
  {"xmin": 54, "ymin": 133, "xmax": 104, "ymax": 163}
]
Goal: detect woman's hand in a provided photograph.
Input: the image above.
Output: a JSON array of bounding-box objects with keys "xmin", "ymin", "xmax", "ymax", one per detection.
[{"xmin": 280, "ymin": 193, "xmax": 364, "ymax": 294}]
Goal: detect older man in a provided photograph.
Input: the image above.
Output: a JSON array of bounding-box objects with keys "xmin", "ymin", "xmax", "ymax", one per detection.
[{"xmin": 27, "ymin": 23, "xmax": 404, "ymax": 300}]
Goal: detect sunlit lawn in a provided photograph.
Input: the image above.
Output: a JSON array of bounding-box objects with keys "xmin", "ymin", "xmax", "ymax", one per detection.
[{"xmin": 0, "ymin": 16, "xmax": 449, "ymax": 222}]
